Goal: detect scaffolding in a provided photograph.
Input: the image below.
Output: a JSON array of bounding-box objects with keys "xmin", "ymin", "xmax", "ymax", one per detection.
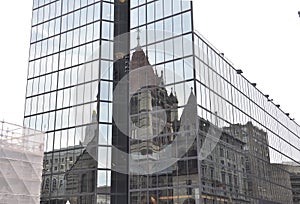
[{"xmin": 0, "ymin": 121, "xmax": 44, "ymax": 204}]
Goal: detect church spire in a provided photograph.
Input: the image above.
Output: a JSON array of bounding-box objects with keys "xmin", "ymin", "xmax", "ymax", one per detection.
[{"xmin": 136, "ymin": 28, "xmax": 142, "ymax": 51}]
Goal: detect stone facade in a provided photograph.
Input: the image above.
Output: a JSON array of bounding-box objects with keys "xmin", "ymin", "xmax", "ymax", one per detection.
[{"xmin": 225, "ymin": 122, "xmax": 293, "ymax": 204}]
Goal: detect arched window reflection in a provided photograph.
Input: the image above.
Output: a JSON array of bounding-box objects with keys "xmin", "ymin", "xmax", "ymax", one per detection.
[
  {"xmin": 183, "ymin": 198, "xmax": 195, "ymax": 204},
  {"xmin": 52, "ymin": 179, "xmax": 57, "ymax": 190},
  {"xmin": 45, "ymin": 178, "xmax": 50, "ymax": 190},
  {"xmin": 81, "ymin": 174, "xmax": 88, "ymax": 192}
]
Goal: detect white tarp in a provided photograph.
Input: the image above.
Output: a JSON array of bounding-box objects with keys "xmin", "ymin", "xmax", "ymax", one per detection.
[{"xmin": 0, "ymin": 121, "xmax": 44, "ymax": 204}]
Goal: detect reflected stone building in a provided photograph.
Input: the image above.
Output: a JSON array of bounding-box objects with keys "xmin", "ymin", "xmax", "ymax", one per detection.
[
  {"xmin": 41, "ymin": 111, "xmax": 98, "ymax": 203},
  {"xmin": 225, "ymin": 122, "xmax": 293, "ymax": 204},
  {"xmin": 171, "ymin": 118, "xmax": 249, "ymax": 204},
  {"xmin": 24, "ymin": 0, "xmax": 300, "ymax": 203},
  {"xmin": 41, "ymin": 147, "xmax": 82, "ymax": 199},
  {"xmin": 225, "ymin": 122, "xmax": 275, "ymax": 202},
  {"xmin": 198, "ymin": 120, "xmax": 249, "ymax": 203},
  {"xmin": 280, "ymin": 163, "xmax": 300, "ymax": 204},
  {"xmin": 65, "ymin": 111, "xmax": 98, "ymax": 204}
]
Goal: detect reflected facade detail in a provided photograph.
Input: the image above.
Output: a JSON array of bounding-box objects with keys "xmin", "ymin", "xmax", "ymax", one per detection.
[{"xmin": 24, "ymin": 0, "xmax": 300, "ymax": 203}]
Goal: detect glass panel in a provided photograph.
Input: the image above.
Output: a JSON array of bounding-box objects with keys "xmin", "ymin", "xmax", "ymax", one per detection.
[
  {"xmin": 98, "ymin": 147, "xmax": 112, "ymax": 169},
  {"xmin": 131, "ymin": 8, "xmax": 138, "ymax": 28},
  {"xmin": 147, "ymin": 2, "xmax": 154, "ymax": 23}
]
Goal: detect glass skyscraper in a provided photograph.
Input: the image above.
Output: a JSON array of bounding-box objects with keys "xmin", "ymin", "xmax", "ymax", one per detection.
[{"xmin": 24, "ymin": 0, "xmax": 300, "ymax": 203}]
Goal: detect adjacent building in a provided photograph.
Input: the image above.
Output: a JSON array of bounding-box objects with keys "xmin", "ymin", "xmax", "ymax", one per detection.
[{"xmin": 0, "ymin": 121, "xmax": 44, "ymax": 204}]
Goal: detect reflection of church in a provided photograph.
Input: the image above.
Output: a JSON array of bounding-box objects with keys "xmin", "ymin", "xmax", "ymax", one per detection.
[
  {"xmin": 65, "ymin": 111, "xmax": 98, "ymax": 204},
  {"xmin": 128, "ymin": 42, "xmax": 181, "ymax": 204},
  {"xmin": 128, "ymin": 41, "xmax": 201, "ymax": 204},
  {"xmin": 128, "ymin": 40, "xmax": 248, "ymax": 204},
  {"xmin": 129, "ymin": 44, "xmax": 180, "ymax": 157},
  {"xmin": 41, "ymin": 111, "xmax": 98, "ymax": 204}
]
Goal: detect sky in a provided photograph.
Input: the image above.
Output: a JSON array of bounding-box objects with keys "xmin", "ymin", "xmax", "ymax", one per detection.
[
  {"xmin": 0, "ymin": 0, "xmax": 33, "ymax": 125},
  {"xmin": 194, "ymin": 0, "xmax": 300, "ymax": 125},
  {"xmin": 0, "ymin": 0, "xmax": 299, "ymax": 127}
]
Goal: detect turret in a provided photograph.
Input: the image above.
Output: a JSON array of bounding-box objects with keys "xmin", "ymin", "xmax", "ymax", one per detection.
[{"xmin": 169, "ymin": 88, "xmax": 179, "ymax": 122}]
